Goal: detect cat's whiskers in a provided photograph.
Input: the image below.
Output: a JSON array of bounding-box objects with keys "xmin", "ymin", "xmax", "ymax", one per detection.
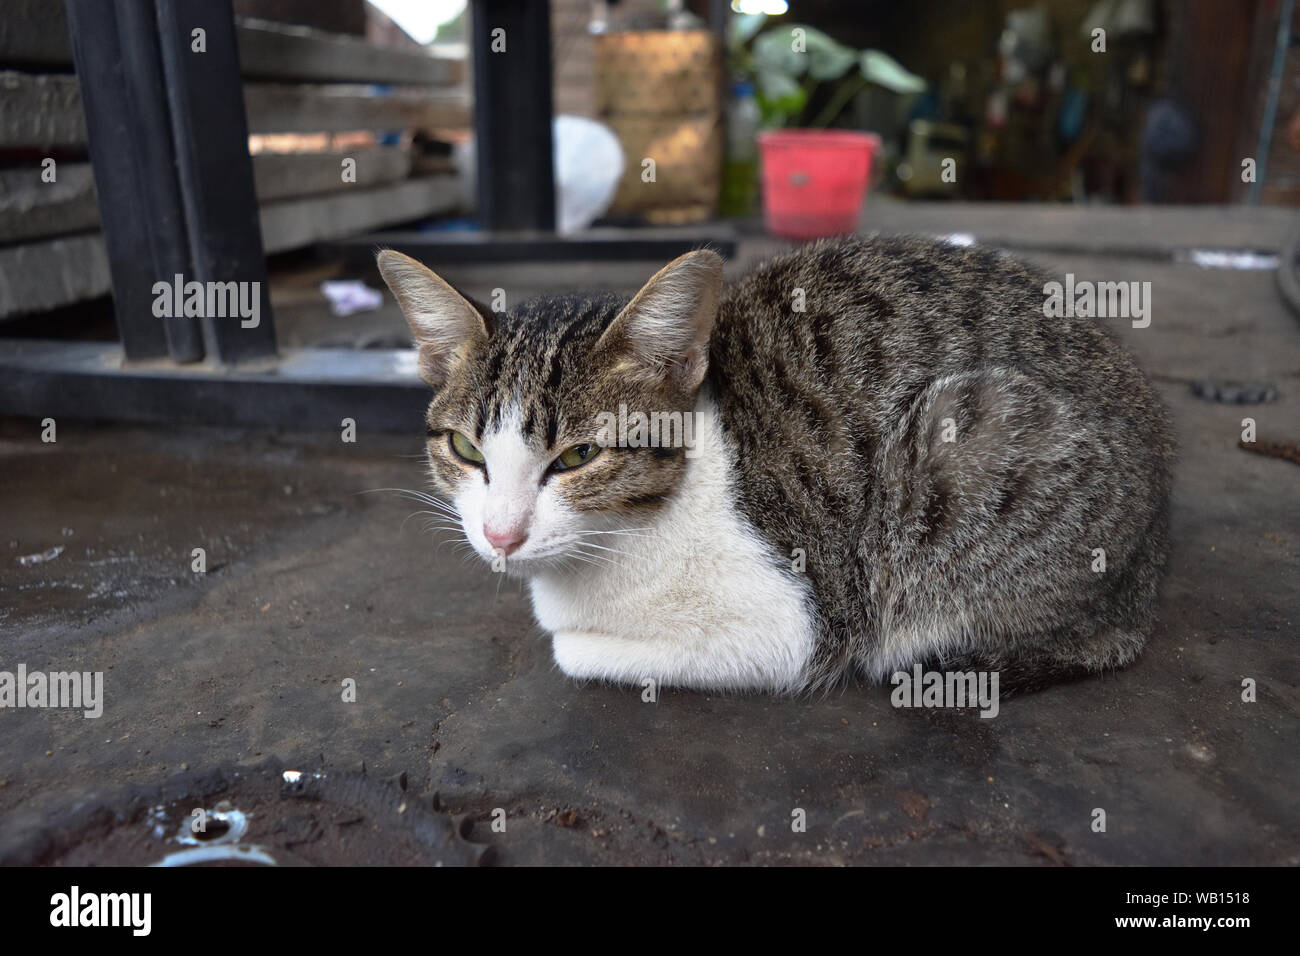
[
  {"xmin": 403, "ymin": 509, "xmax": 463, "ymax": 536},
  {"xmin": 361, "ymin": 488, "xmax": 465, "ymax": 547},
  {"xmin": 568, "ymin": 527, "xmax": 658, "ymax": 540},
  {"xmin": 426, "ymin": 524, "xmax": 472, "ymax": 555},
  {"xmin": 570, "ymin": 540, "xmax": 647, "ymax": 563},
  {"xmin": 564, "ymin": 543, "xmax": 638, "ymax": 571},
  {"xmin": 560, "ymin": 550, "xmax": 612, "ymax": 571},
  {"xmin": 359, "ymin": 487, "xmax": 458, "ymax": 515}
]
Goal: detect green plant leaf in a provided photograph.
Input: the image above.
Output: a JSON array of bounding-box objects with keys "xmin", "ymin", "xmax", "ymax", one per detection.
[
  {"xmin": 859, "ymin": 50, "xmax": 926, "ymax": 93},
  {"xmin": 804, "ymin": 29, "xmax": 857, "ymax": 81},
  {"xmin": 728, "ymin": 12, "xmax": 767, "ymax": 49},
  {"xmin": 756, "ymin": 70, "xmax": 807, "ymax": 111},
  {"xmin": 753, "ymin": 26, "xmax": 808, "ymax": 79}
]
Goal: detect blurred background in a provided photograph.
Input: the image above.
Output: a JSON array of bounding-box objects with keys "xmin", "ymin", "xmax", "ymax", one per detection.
[{"xmin": 1, "ymin": 0, "xmax": 1296, "ymax": 422}]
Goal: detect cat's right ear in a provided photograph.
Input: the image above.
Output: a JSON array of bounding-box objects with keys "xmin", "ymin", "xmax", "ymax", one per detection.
[{"xmin": 376, "ymin": 249, "xmax": 490, "ymax": 386}]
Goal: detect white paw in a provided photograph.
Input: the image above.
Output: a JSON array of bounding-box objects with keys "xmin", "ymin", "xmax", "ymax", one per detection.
[{"xmin": 551, "ymin": 630, "xmax": 643, "ymax": 686}]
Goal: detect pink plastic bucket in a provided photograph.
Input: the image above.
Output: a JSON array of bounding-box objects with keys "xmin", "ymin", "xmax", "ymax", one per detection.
[{"xmin": 758, "ymin": 130, "xmax": 881, "ymax": 239}]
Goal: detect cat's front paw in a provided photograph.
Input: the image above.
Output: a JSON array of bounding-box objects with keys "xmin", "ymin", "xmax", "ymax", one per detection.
[{"xmin": 551, "ymin": 630, "xmax": 659, "ymax": 688}]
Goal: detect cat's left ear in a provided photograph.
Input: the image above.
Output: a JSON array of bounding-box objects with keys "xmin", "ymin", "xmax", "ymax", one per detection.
[{"xmin": 597, "ymin": 250, "xmax": 723, "ymax": 391}]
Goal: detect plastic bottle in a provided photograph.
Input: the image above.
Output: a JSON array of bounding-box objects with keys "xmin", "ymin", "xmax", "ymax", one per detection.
[{"xmin": 720, "ymin": 81, "xmax": 761, "ymax": 217}]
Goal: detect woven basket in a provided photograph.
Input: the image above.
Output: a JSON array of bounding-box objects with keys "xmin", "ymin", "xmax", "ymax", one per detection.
[{"xmin": 595, "ymin": 30, "xmax": 721, "ymax": 222}]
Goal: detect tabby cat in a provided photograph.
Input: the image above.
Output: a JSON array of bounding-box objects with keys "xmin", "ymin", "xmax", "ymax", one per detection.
[{"xmin": 377, "ymin": 237, "xmax": 1173, "ymax": 694}]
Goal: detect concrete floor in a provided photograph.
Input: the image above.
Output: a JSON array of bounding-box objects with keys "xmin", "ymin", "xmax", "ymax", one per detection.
[{"xmin": 1, "ymin": 216, "xmax": 1298, "ymax": 865}]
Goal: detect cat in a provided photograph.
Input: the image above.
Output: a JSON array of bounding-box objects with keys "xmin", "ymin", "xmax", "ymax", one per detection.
[{"xmin": 377, "ymin": 236, "xmax": 1173, "ymax": 695}]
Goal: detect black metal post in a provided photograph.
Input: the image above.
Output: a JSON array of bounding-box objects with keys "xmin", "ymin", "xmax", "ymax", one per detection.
[
  {"xmin": 64, "ymin": 0, "xmax": 205, "ymax": 362},
  {"xmin": 65, "ymin": 0, "xmax": 276, "ymax": 366},
  {"xmin": 470, "ymin": 0, "xmax": 556, "ymax": 231},
  {"xmin": 155, "ymin": 0, "xmax": 277, "ymax": 364}
]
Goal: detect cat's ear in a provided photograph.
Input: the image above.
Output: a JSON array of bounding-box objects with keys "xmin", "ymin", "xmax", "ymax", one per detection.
[
  {"xmin": 376, "ymin": 249, "xmax": 490, "ymax": 386},
  {"xmin": 597, "ymin": 250, "xmax": 723, "ymax": 391}
]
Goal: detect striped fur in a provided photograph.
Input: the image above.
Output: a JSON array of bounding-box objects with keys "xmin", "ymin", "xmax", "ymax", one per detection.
[{"xmin": 378, "ymin": 237, "xmax": 1174, "ymax": 694}]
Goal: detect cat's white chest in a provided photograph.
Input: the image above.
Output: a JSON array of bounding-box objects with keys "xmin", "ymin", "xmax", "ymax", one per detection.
[{"xmin": 528, "ymin": 397, "xmax": 817, "ymax": 692}]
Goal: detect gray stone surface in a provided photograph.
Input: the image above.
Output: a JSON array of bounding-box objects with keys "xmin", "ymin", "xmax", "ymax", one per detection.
[{"xmin": 0, "ymin": 240, "xmax": 1296, "ymax": 865}]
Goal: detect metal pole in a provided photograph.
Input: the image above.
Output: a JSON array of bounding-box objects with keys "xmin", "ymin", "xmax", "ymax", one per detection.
[{"xmin": 470, "ymin": 0, "xmax": 556, "ymax": 231}]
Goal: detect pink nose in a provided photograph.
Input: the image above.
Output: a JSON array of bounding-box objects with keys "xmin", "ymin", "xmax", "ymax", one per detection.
[{"xmin": 484, "ymin": 526, "xmax": 527, "ymax": 555}]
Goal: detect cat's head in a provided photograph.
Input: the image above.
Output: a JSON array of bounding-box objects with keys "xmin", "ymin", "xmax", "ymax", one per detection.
[{"xmin": 377, "ymin": 249, "xmax": 724, "ymax": 576}]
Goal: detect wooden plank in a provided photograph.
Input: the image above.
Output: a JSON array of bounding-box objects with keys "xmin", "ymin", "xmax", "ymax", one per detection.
[
  {"xmin": 0, "ymin": 72, "xmax": 470, "ymax": 147},
  {"xmin": 0, "ymin": 0, "xmax": 72, "ymax": 66},
  {"xmin": 0, "ymin": 150, "xmax": 417, "ymax": 243},
  {"xmin": 235, "ymin": 17, "xmax": 464, "ymax": 86},
  {"xmin": 259, "ymin": 175, "xmax": 461, "ymax": 253},
  {"xmin": 0, "ymin": 2, "xmax": 465, "ymax": 87},
  {"xmin": 244, "ymin": 83, "xmax": 470, "ymax": 134},
  {"xmin": 0, "ymin": 163, "xmax": 98, "ymax": 243},
  {"xmin": 0, "ymin": 233, "xmax": 111, "ymax": 320},
  {"xmin": 0, "ymin": 71, "xmax": 86, "ymax": 149},
  {"xmin": 252, "ymin": 147, "xmax": 412, "ymax": 201},
  {"xmin": 0, "ymin": 177, "xmax": 461, "ymax": 318}
]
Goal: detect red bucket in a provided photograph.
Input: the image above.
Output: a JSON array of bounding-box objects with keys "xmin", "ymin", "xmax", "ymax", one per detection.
[{"xmin": 758, "ymin": 130, "xmax": 881, "ymax": 239}]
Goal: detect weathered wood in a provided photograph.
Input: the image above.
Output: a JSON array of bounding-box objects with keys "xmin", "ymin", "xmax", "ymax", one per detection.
[
  {"xmin": 410, "ymin": 153, "xmax": 459, "ymax": 176},
  {"xmin": 0, "ymin": 72, "xmax": 86, "ymax": 149},
  {"xmin": 235, "ymin": 17, "xmax": 464, "ymax": 86},
  {"xmin": 0, "ymin": 72, "xmax": 471, "ymax": 147},
  {"xmin": 0, "ymin": 177, "xmax": 461, "ymax": 318},
  {"xmin": 259, "ymin": 175, "xmax": 461, "ymax": 253},
  {"xmin": 0, "ymin": 233, "xmax": 111, "ymax": 320},
  {"xmin": 243, "ymin": 83, "xmax": 470, "ymax": 134},
  {"xmin": 0, "ymin": 149, "xmax": 417, "ymax": 244},
  {"xmin": 253, "ymin": 147, "xmax": 412, "ymax": 201},
  {"xmin": 0, "ymin": 2, "xmax": 465, "ymax": 87},
  {"xmin": 0, "ymin": 0, "xmax": 72, "ymax": 66},
  {"xmin": 0, "ymin": 163, "xmax": 98, "ymax": 243}
]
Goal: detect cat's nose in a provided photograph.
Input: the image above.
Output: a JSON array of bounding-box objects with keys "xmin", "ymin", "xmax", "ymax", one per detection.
[{"xmin": 484, "ymin": 525, "xmax": 528, "ymax": 555}]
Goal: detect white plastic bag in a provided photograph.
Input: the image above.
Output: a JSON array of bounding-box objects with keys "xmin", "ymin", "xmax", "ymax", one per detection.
[{"xmin": 455, "ymin": 115, "xmax": 625, "ymax": 233}]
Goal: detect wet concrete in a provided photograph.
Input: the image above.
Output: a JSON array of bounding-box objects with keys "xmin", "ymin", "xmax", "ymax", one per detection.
[{"xmin": 1, "ymin": 246, "xmax": 1297, "ymax": 865}]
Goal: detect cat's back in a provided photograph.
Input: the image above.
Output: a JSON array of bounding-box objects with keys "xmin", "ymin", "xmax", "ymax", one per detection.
[
  {"xmin": 709, "ymin": 235, "xmax": 1169, "ymax": 453},
  {"xmin": 717, "ymin": 236, "xmax": 1126, "ymax": 396},
  {"xmin": 705, "ymin": 237, "xmax": 1173, "ymax": 689}
]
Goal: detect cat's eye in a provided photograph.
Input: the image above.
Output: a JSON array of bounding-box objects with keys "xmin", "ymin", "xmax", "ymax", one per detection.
[
  {"xmin": 553, "ymin": 443, "xmax": 600, "ymax": 471},
  {"xmin": 449, "ymin": 430, "xmax": 484, "ymax": 464}
]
